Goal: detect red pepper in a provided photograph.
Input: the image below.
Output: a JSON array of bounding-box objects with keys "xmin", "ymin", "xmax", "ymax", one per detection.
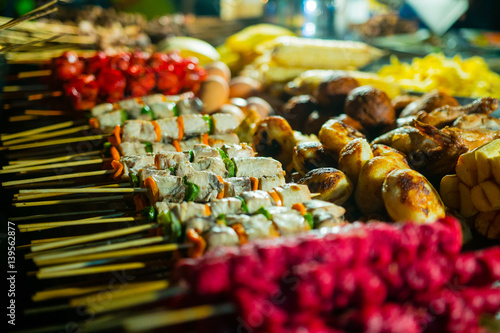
[
  {"xmin": 97, "ymin": 68, "xmax": 126, "ymax": 103},
  {"xmin": 108, "ymin": 53, "xmax": 131, "ymax": 72},
  {"xmin": 64, "ymin": 74, "xmax": 99, "ymax": 110}
]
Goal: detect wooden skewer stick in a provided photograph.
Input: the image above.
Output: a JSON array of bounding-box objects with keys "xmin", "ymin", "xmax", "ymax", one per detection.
[
  {"xmin": 3, "ymin": 134, "xmax": 105, "ymax": 151},
  {"xmin": 1, "ymin": 120, "xmax": 74, "ymax": 141},
  {"xmin": 19, "ymin": 216, "xmax": 143, "ymax": 233},
  {"xmin": 12, "ymin": 194, "xmax": 126, "ymax": 208},
  {"xmin": 31, "ymin": 223, "xmax": 159, "ymax": 252},
  {"xmin": 24, "ymin": 110, "xmax": 66, "ymax": 116},
  {"xmin": 37, "ymin": 262, "xmax": 146, "ymax": 279},
  {"xmin": 18, "ymin": 236, "xmax": 79, "ymax": 249},
  {"xmin": 15, "ymin": 183, "xmax": 130, "ymax": 201},
  {"xmin": 4, "ymin": 150, "xmax": 99, "ymax": 169},
  {"xmin": 19, "ymin": 188, "xmax": 145, "ymax": 194},
  {"xmin": 6, "ymin": 69, "xmax": 52, "ymax": 81},
  {"xmin": 86, "ymin": 286, "xmax": 187, "ymax": 315},
  {"xmin": 39, "ymin": 259, "xmax": 115, "ymax": 273},
  {"xmin": 3, "ymin": 169, "xmax": 113, "ymax": 187},
  {"xmin": 37, "ymin": 243, "xmax": 184, "ymax": 266},
  {"xmin": 3, "ymin": 125, "xmax": 90, "ymax": 146},
  {"xmin": 33, "ymin": 236, "xmax": 166, "ymax": 265},
  {"xmin": 10, "ymin": 209, "xmax": 115, "ymax": 222},
  {"xmin": 9, "ymin": 115, "xmax": 39, "ymax": 122},
  {"xmin": 28, "ymin": 90, "xmax": 62, "ymax": 101},
  {"xmin": 70, "ymin": 280, "xmax": 170, "ymax": 307},
  {"xmin": 123, "ymin": 303, "xmax": 235, "ymax": 332},
  {"xmin": 0, "ymin": 158, "xmax": 107, "ymax": 174},
  {"xmin": 3, "ymin": 85, "xmax": 49, "ymax": 93}
]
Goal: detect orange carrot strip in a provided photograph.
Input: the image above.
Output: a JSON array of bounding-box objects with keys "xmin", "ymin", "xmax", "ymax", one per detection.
[
  {"xmin": 205, "ymin": 204, "xmax": 211, "ymax": 216},
  {"xmin": 172, "ymin": 140, "xmax": 181, "ymax": 152},
  {"xmin": 177, "ymin": 116, "xmax": 184, "ymax": 141},
  {"xmin": 250, "ymin": 177, "xmax": 259, "ymax": 191},
  {"xmin": 231, "ymin": 223, "xmax": 248, "ymax": 244},
  {"xmin": 134, "ymin": 194, "xmax": 147, "ymax": 212},
  {"xmin": 89, "ymin": 117, "xmax": 99, "ymax": 129},
  {"xmin": 110, "ymin": 160, "xmax": 124, "ymax": 180},
  {"xmin": 110, "ymin": 146, "xmax": 121, "ymax": 161},
  {"xmin": 268, "ymin": 190, "xmax": 282, "ymax": 206},
  {"xmin": 216, "ymin": 175, "xmax": 225, "ymax": 199},
  {"xmin": 154, "ymin": 154, "xmax": 161, "ymax": 169},
  {"xmin": 111, "ymin": 125, "xmax": 121, "ymax": 145},
  {"xmin": 144, "ymin": 176, "xmax": 159, "ymax": 203},
  {"xmin": 186, "ymin": 229, "xmax": 207, "ymax": 258},
  {"xmin": 151, "ymin": 120, "xmax": 161, "ymax": 142},
  {"xmin": 292, "ymin": 203, "xmax": 307, "ymax": 215},
  {"xmin": 202, "ymin": 133, "xmax": 209, "ymax": 145}
]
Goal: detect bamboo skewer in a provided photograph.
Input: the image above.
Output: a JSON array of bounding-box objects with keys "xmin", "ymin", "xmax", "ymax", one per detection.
[
  {"xmin": 0, "ymin": 0, "xmax": 59, "ymax": 30},
  {"xmin": 19, "ymin": 216, "xmax": 144, "ymax": 233},
  {"xmin": 33, "ymin": 236, "xmax": 166, "ymax": 265},
  {"xmin": 3, "ymin": 169, "xmax": 113, "ymax": 187},
  {"xmin": 12, "ymin": 194, "xmax": 127, "ymax": 208},
  {"xmin": 0, "ymin": 158, "xmax": 107, "ymax": 174},
  {"xmin": 4, "ymin": 150, "xmax": 99, "ymax": 168},
  {"xmin": 15, "ymin": 183, "xmax": 130, "ymax": 201},
  {"xmin": 1, "ymin": 120, "xmax": 75, "ymax": 141},
  {"xmin": 2, "ymin": 134, "xmax": 105, "ymax": 151},
  {"xmin": 18, "ymin": 188, "xmax": 146, "ymax": 194},
  {"xmin": 9, "ymin": 115, "xmax": 39, "ymax": 122},
  {"xmin": 10, "ymin": 209, "xmax": 116, "ymax": 222},
  {"xmin": 2, "ymin": 125, "xmax": 91, "ymax": 146},
  {"xmin": 24, "ymin": 110, "xmax": 67, "ymax": 116},
  {"xmin": 37, "ymin": 262, "xmax": 146, "ymax": 279},
  {"xmin": 123, "ymin": 304, "xmax": 235, "ymax": 332},
  {"xmin": 31, "ymin": 223, "xmax": 159, "ymax": 252},
  {"xmin": 6, "ymin": 69, "xmax": 52, "ymax": 81},
  {"xmin": 37, "ymin": 243, "xmax": 184, "ymax": 266}
]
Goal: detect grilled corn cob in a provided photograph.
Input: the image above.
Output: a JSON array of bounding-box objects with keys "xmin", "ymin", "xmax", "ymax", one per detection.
[{"xmin": 269, "ymin": 37, "xmax": 384, "ymax": 70}]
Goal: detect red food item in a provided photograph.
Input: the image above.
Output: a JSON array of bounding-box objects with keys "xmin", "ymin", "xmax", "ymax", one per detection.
[
  {"xmin": 64, "ymin": 74, "xmax": 98, "ymax": 110},
  {"xmin": 96, "ymin": 68, "xmax": 126, "ymax": 103},
  {"xmin": 129, "ymin": 51, "xmax": 149, "ymax": 66},
  {"xmin": 53, "ymin": 51, "xmax": 84, "ymax": 81},
  {"xmin": 85, "ymin": 51, "xmax": 109, "ymax": 75},
  {"xmin": 108, "ymin": 53, "xmax": 131, "ymax": 72},
  {"xmin": 156, "ymin": 69, "xmax": 181, "ymax": 95},
  {"xmin": 127, "ymin": 65, "xmax": 156, "ymax": 97},
  {"xmin": 148, "ymin": 52, "xmax": 173, "ymax": 72}
]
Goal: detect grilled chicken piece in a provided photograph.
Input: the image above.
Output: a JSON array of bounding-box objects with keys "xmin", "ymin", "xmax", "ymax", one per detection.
[
  {"xmin": 416, "ymin": 97, "xmax": 499, "ymax": 128},
  {"xmin": 152, "ymin": 142, "xmax": 177, "ymax": 153},
  {"xmin": 233, "ymin": 157, "xmax": 283, "ymax": 178},
  {"xmin": 119, "ymin": 141, "xmax": 147, "ymax": 156},
  {"xmin": 220, "ymin": 143, "xmax": 254, "ymax": 159},
  {"xmin": 120, "ymin": 155, "xmax": 155, "ymax": 179},
  {"xmin": 91, "ymin": 102, "xmax": 113, "ymax": 117},
  {"xmin": 372, "ymin": 120, "xmax": 468, "ymax": 176},
  {"xmin": 259, "ymin": 174, "xmax": 286, "ymax": 191},
  {"xmin": 267, "ymin": 206, "xmax": 309, "ymax": 236},
  {"xmin": 147, "ymin": 175, "xmax": 185, "ymax": 203},
  {"xmin": 452, "ymin": 114, "xmax": 500, "ymax": 131},
  {"xmin": 194, "ymin": 157, "xmax": 227, "ymax": 177},
  {"xmin": 275, "ymin": 183, "xmax": 311, "ymax": 207},
  {"xmin": 204, "ymin": 224, "xmax": 240, "ymax": 250},
  {"xmin": 179, "ymin": 137, "xmax": 203, "ymax": 151},
  {"xmin": 169, "ymin": 202, "xmax": 210, "ymax": 223},
  {"xmin": 212, "ymin": 113, "xmax": 241, "ymax": 134},
  {"xmin": 224, "ymin": 177, "xmax": 252, "ymax": 197},
  {"xmin": 391, "ymin": 95, "xmax": 419, "ymax": 115},
  {"xmin": 185, "ymin": 171, "xmax": 223, "ymax": 202},
  {"xmin": 239, "ymin": 190, "xmax": 273, "ymax": 214},
  {"xmin": 122, "ymin": 120, "xmax": 157, "ymax": 142},
  {"xmin": 192, "ymin": 144, "xmax": 220, "ymax": 161},
  {"xmin": 210, "ymin": 198, "xmax": 244, "ymax": 217},
  {"xmin": 155, "ymin": 152, "xmax": 190, "ymax": 170},
  {"xmin": 227, "ymin": 214, "xmax": 279, "ymax": 241},
  {"xmin": 303, "ymin": 200, "xmax": 345, "ymax": 227},
  {"xmin": 97, "ymin": 109, "xmax": 123, "ymax": 130},
  {"xmin": 118, "ymin": 98, "xmax": 143, "ymax": 119},
  {"xmin": 137, "ymin": 167, "xmax": 171, "ymax": 186},
  {"xmin": 156, "ymin": 117, "xmax": 179, "ymax": 141},
  {"xmin": 183, "ymin": 114, "xmax": 210, "ymax": 137},
  {"xmin": 184, "ymin": 217, "xmax": 214, "ymax": 235},
  {"xmin": 208, "ymin": 133, "xmax": 240, "ymax": 146},
  {"xmin": 400, "ymin": 90, "xmax": 459, "ymax": 118},
  {"xmin": 150, "ymin": 101, "xmax": 177, "ymax": 119}
]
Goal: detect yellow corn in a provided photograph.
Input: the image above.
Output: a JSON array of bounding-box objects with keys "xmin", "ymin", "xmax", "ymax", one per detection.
[{"xmin": 270, "ymin": 37, "xmax": 384, "ymax": 70}]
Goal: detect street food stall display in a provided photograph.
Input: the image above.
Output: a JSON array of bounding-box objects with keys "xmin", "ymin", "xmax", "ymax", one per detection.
[{"xmin": 1, "ymin": 2, "xmax": 499, "ymax": 332}]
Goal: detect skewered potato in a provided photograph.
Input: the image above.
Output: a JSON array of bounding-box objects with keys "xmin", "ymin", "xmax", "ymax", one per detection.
[
  {"xmin": 252, "ymin": 116, "xmax": 297, "ymax": 166},
  {"xmin": 472, "ymin": 181, "xmax": 500, "ymax": 211},
  {"xmin": 458, "ymin": 182, "xmax": 478, "ymax": 218},
  {"xmin": 333, "ymin": 114, "xmax": 364, "ymax": 132},
  {"xmin": 344, "ymin": 86, "xmax": 396, "ymax": 128},
  {"xmin": 371, "ymin": 144, "xmax": 408, "ymax": 165},
  {"xmin": 298, "ymin": 168, "xmax": 353, "ymax": 205},
  {"xmin": 292, "ymin": 141, "xmax": 337, "ymax": 176},
  {"xmin": 229, "ymin": 76, "xmax": 261, "ymax": 99},
  {"xmin": 338, "ymin": 138, "xmax": 373, "ymax": 186},
  {"xmin": 355, "ymin": 156, "xmax": 408, "ymax": 215},
  {"xmin": 382, "ymin": 169, "xmax": 445, "ymax": 223},
  {"xmin": 440, "ymin": 174, "xmax": 461, "ymax": 210},
  {"xmin": 198, "ymin": 75, "xmax": 230, "ymax": 113},
  {"xmin": 319, "ymin": 118, "xmax": 365, "ymax": 157},
  {"xmin": 305, "ymin": 111, "xmax": 330, "ymax": 135}
]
